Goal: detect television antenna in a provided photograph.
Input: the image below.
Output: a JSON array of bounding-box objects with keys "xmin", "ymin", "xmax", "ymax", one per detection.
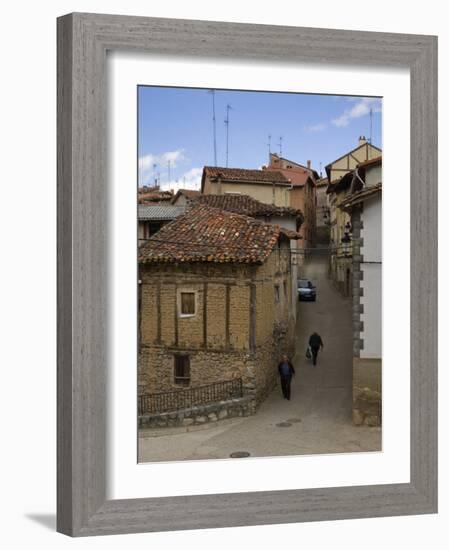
[
  {"xmin": 278, "ymin": 136, "xmax": 283, "ymax": 157},
  {"xmin": 208, "ymin": 90, "xmax": 218, "ymax": 166},
  {"xmin": 224, "ymin": 104, "xmax": 233, "ymax": 168}
]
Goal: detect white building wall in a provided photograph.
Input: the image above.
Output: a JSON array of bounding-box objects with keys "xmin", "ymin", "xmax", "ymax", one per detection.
[
  {"xmin": 365, "ymin": 164, "xmax": 382, "ymax": 188},
  {"xmin": 360, "ymin": 196, "xmax": 382, "ymax": 359}
]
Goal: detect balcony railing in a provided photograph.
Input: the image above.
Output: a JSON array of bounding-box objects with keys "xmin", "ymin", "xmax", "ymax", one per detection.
[{"xmin": 138, "ymin": 378, "xmax": 244, "ymax": 415}]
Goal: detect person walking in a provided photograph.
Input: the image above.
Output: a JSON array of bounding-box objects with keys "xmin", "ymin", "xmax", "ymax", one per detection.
[
  {"xmin": 277, "ymin": 354, "xmax": 295, "ymax": 400},
  {"xmin": 308, "ymin": 332, "xmax": 324, "ymax": 366}
]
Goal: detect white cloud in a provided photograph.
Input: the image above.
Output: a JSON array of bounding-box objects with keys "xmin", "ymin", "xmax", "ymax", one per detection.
[
  {"xmin": 161, "ymin": 167, "xmax": 203, "ymax": 193},
  {"xmin": 138, "ymin": 149, "xmax": 186, "ymax": 185},
  {"xmin": 305, "ymin": 122, "xmax": 327, "ymax": 132},
  {"xmin": 331, "ymin": 98, "xmax": 381, "ymax": 128}
]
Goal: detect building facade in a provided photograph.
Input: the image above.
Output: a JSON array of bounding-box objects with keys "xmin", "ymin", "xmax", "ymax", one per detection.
[
  {"xmin": 339, "ymin": 156, "xmax": 382, "ymax": 427},
  {"xmin": 264, "ymin": 153, "xmax": 318, "ymax": 251},
  {"xmin": 201, "ymin": 166, "xmax": 292, "ymax": 207},
  {"xmin": 315, "ymin": 176, "xmax": 330, "ymax": 245},
  {"xmin": 326, "ymin": 137, "xmax": 382, "ymax": 296},
  {"xmin": 138, "ymin": 204, "xmax": 296, "ymax": 413},
  {"xmin": 193, "ymin": 193, "xmax": 303, "ymax": 321}
]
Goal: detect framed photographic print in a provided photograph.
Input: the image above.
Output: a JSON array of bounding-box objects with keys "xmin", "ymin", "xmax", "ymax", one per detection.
[{"xmin": 57, "ymin": 12, "xmax": 437, "ymax": 536}]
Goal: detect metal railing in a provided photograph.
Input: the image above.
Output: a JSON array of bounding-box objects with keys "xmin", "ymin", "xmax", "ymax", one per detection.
[{"xmin": 138, "ymin": 378, "xmax": 243, "ymax": 415}]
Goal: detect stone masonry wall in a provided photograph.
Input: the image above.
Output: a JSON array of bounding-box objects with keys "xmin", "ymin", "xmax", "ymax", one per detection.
[
  {"xmin": 139, "ymin": 395, "xmax": 255, "ymax": 429},
  {"xmin": 138, "ymin": 346, "xmax": 254, "ymax": 395},
  {"xmin": 138, "ymin": 247, "xmax": 295, "ymax": 410},
  {"xmin": 353, "ymin": 358, "xmax": 382, "ymax": 427}
]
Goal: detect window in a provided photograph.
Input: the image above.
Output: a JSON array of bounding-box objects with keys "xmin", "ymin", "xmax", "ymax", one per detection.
[
  {"xmin": 283, "ymin": 280, "xmax": 287, "ymax": 298},
  {"xmin": 180, "ymin": 291, "xmax": 195, "ymax": 316},
  {"xmin": 274, "ymin": 285, "xmax": 280, "ymax": 303},
  {"xmin": 174, "ymin": 355, "xmax": 190, "ymax": 386}
]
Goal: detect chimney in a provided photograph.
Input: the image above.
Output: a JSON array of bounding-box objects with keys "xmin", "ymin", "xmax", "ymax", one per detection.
[
  {"xmin": 358, "ymin": 135, "xmax": 367, "ymax": 146},
  {"xmin": 307, "ymin": 160, "xmax": 311, "ymax": 169}
]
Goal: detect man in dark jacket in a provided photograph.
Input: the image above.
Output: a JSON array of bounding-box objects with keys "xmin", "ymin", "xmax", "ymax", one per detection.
[
  {"xmin": 278, "ymin": 354, "xmax": 295, "ymax": 400},
  {"xmin": 308, "ymin": 332, "xmax": 324, "ymax": 365}
]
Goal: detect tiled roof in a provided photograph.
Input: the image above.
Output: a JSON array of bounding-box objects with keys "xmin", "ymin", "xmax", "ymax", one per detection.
[
  {"xmin": 357, "ymin": 156, "xmax": 382, "ymax": 169},
  {"xmin": 263, "ymin": 165, "xmax": 312, "ymax": 187},
  {"xmin": 138, "ymin": 204, "xmax": 186, "ymax": 221},
  {"xmin": 204, "ymin": 166, "xmax": 290, "ymax": 185},
  {"xmin": 138, "ymin": 189, "xmax": 174, "ymax": 204},
  {"xmin": 339, "ymin": 183, "xmax": 382, "ymax": 210},
  {"xmin": 195, "ymin": 194, "xmax": 303, "ymax": 220},
  {"xmin": 139, "ymin": 204, "xmax": 289, "ymax": 265}
]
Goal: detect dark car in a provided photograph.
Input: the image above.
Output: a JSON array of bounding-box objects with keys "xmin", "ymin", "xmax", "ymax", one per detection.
[{"xmin": 297, "ymin": 278, "xmax": 316, "ymax": 301}]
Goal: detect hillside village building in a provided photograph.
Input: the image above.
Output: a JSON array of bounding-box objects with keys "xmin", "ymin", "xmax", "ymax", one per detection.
[
  {"xmin": 326, "ymin": 137, "xmax": 382, "ymax": 296},
  {"xmin": 339, "ymin": 156, "xmax": 382, "ymax": 427},
  {"xmin": 194, "ymin": 193, "xmax": 303, "ymax": 321},
  {"xmin": 263, "ymin": 153, "xmax": 318, "ymax": 250},
  {"xmin": 138, "ymin": 204, "xmax": 298, "ymax": 418},
  {"xmin": 201, "ymin": 166, "xmax": 292, "ymax": 207}
]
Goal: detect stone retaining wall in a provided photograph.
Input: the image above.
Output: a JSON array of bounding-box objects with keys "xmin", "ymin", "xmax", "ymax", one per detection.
[
  {"xmin": 139, "ymin": 395, "xmax": 255, "ymax": 429},
  {"xmin": 352, "ymin": 357, "xmax": 382, "ymax": 427}
]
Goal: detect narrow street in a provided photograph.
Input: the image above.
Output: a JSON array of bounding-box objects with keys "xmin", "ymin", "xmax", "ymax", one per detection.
[{"xmin": 139, "ymin": 255, "xmax": 381, "ymax": 463}]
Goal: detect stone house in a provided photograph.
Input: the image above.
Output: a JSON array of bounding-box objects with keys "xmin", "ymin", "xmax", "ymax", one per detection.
[
  {"xmin": 263, "ymin": 153, "xmax": 318, "ymax": 251},
  {"xmin": 201, "ymin": 166, "xmax": 292, "ymax": 207},
  {"xmin": 339, "ymin": 156, "xmax": 382, "ymax": 427},
  {"xmin": 138, "ymin": 204, "xmax": 186, "ymax": 245},
  {"xmin": 193, "ymin": 193, "xmax": 303, "ymax": 321},
  {"xmin": 326, "ymin": 137, "xmax": 382, "ymax": 296},
  {"xmin": 138, "ymin": 203, "xmax": 297, "ymax": 416}
]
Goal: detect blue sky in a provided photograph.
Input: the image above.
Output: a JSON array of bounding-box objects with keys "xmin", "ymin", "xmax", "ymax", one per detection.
[{"xmin": 138, "ymin": 86, "xmax": 382, "ymax": 190}]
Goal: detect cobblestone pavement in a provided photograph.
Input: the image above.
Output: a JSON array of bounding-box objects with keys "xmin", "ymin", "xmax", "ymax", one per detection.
[{"xmin": 138, "ymin": 255, "xmax": 381, "ymax": 463}]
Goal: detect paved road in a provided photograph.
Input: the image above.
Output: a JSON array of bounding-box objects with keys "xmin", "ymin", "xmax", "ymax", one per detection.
[{"xmin": 139, "ymin": 256, "xmax": 381, "ymax": 462}]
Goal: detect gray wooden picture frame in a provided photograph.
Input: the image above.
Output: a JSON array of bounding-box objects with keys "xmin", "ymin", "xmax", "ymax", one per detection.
[{"xmin": 57, "ymin": 12, "xmax": 438, "ymax": 537}]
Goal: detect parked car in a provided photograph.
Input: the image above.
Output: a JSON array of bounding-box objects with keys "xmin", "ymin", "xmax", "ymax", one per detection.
[{"xmin": 297, "ymin": 278, "xmax": 316, "ymax": 301}]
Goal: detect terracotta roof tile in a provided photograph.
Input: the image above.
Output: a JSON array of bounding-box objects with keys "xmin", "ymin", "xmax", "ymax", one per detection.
[
  {"xmin": 138, "ymin": 204, "xmax": 287, "ymax": 265},
  {"xmin": 204, "ymin": 166, "xmax": 290, "ymax": 185},
  {"xmin": 195, "ymin": 194, "xmax": 303, "ymax": 221},
  {"xmin": 138, "ymin": 189, "xmax": 174, "ymax": 204},
  {"xmin": 263, "ymin": 165, "xmax": 312, "ymax": 187},
  {"xmin": 339, "ymin": 183, "xmax": 382, "ymax": 210}
]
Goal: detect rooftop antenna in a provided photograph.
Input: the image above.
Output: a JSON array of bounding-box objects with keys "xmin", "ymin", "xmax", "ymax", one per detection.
[
  {"xmin": 319, "ymin": 161, "xmax": 322, "ymax": 178},
  {"xmin": 224, "ymin": 104, "xmax": 232, "ymax": 168},
  {"xmin": 153, "ymin": 163, "xmax": 157, "ymax": 186},
  {"xmin": 278, "ymin": 136, "xmax": 283, "ymax": 157},
  {"xmin": 369, "ymin": 107, "xmax": 373, "ymax": 144},
  {"xmin": 267, "ymin": 134, "xmax": 272, "ymax": 159},
  {"xmin": 208, "ymin": 90, "xmax": 218, "ymax": 166}
]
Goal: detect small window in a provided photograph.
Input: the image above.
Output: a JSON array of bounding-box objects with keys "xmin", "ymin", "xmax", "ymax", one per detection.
[
  {"xmin": 174, "ymin": 355, "xmax": 190, "ymax": 386},
  {"xmin": 274, "ymin": 285, "xmax": 280, "ymax": 303},
  {"xmin": 180, "ymin": 292, "xmax": 195, "ymax": 316},
  {"xmin": 283, "ymin": 280, "xmax": 287, "ymax": 297}
]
